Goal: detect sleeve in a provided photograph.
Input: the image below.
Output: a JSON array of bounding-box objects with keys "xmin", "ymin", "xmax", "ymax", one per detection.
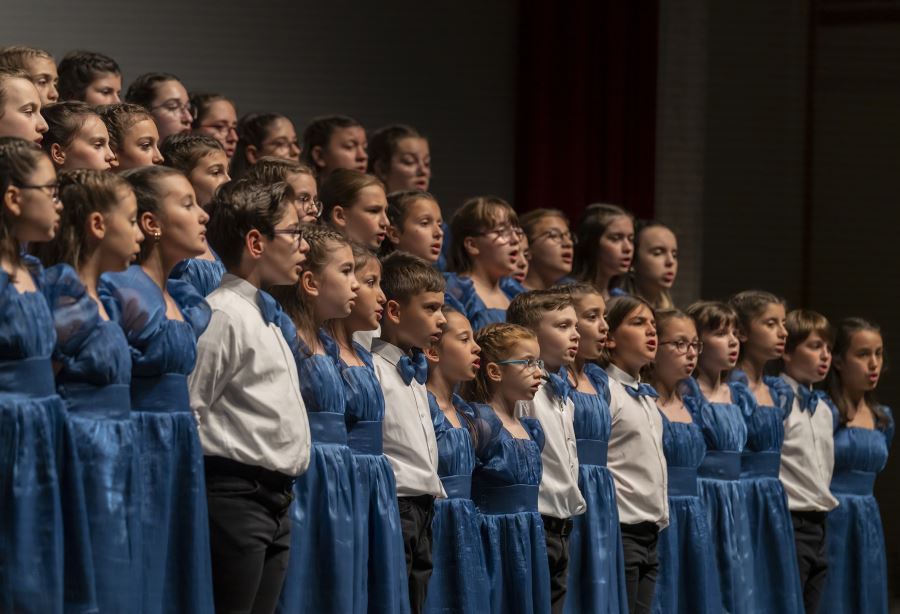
[
  {"xmin": 585, "ymin": 363, "xmax": 612, "ymax": 404},
  {"xmin": 729, "ymin": 379, "xmax": 757, "ymax": 418},
  {"xmin": 500, "ymin": 277, "xmax": 526, "ymax": 300},
  {"xmin": 767, "ymin": 376, "xmax": 795, "ymax": 420},
  {"xmin": 98, "ymin": 269, "xmax": 164, "ymax": 352},
  {"xmin": 428, "ymin": 392, "xmax": 446, "ymax": 434},
  {"xmin": 823, "ymin": 396, "xmax": 842, "ymax": 433},
  {"xmin": 442, "ymin": 272, "xmax": 476, "ymax": 316},
  {"xmin": 879, "ymin": 405, "xmax": 894, "ymax": 447},
  {"xmin": 521, "ymin": 416, "xmax": 546, "ymax": 452},
  {"xmin": 42, "ymin": 264, "xmax": 97, "ymax": 365},
  {"xmin": 168, "ymin": 278, "xmax": 212, "ymax": 338},
  {"xmin": 188, "ymin": 309, "xmax": 240, "ymax": 427},
  {"xmin": 472, "ymin": 403, "xmax": 502, "ymax": 463}
]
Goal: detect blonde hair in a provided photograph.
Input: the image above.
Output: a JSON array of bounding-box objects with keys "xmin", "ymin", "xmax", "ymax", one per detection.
[
  {"xmin": 448, "ymin": 196, "xmax": 518, "ymax": 273},
  {"xmin": 465, "ymin": 323, "xmax": 536, "ymax": 403}
]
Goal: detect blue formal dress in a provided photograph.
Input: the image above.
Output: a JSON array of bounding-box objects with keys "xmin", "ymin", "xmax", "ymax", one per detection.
[
  {"xmin": 564, "ymin": 364, "xmax": 628, "ymax": 614},
  {"xmin": 99, "ymin": 265, "xmax": 214, "ymax": 614},
  {"xmin": 682, "ymin": 377, "xmax": 753, "ymax": 614},
  {"xmin": 339, "ymin": 338, "xmax": 410, "ymax": 614},
  {"xmin": 730, "ymin": 373, "xmax": 804, "ymax": 613},
  {"xmin": 45, "ymin": 265, "xmax": 140, "ymax": 613},
  {"xmin": 0, "ymin": 256, "xmax": 96, "ymax": 614},
  {"xmin": 424, "ymin": 393, "xmax": 490, "ymax": 613},
  {"xmin": 277, "ymin": 330, "xmax": 355, "ymax": 614},
  {"xmin": 499, "ymin": 276, "xmax": 527, "ymax": 300},
  {"xmin": 443, "ymin": 273, "xmax": 506, "ymax": 331},
  {"xmin": 471, "ymin": 403, "xmax": 551, "ymax": 614},
  {"xmin": 168, "ymin": 250, "xmax": 225, "ymax": 297},
  {"xmin": 823, "ymin": 402, "xmax": 893, "ymax": 614},
  {"xmin": 653, "ymin": 408, "xmax": 721, "ymax": 614}
]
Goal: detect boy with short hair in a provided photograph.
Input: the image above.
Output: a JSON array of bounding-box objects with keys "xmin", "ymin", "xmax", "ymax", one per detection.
[
  {"xmin": 372, "ymin": 251, "xmax": 448, "ymax": 614},
  {"xmin": 779, "ymin": 309, "xmax": 839, "ymax": 614},
  {"xmin": 507, "ymin": 289, "xmax": 587, "ymax": 614},
  {"xmin": 188, "ymin": 179, "xmax": 312, "ymax": 614}
]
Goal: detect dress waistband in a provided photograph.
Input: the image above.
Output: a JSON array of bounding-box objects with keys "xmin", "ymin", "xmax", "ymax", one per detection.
[
  {"xmin": 307, "ymin": 411, "xmax": 348, "ymax": 445},
  {"xmin": 667, "ymin": 466, "xmax": 698, "ymax": 497},
  {"xmin": 830, "ymin": 470, "xmax": 876, "ymax": 496},
  {"xmin": 59, "ymin": 383, "xmax": 130, "ymax": 419},
  {"xmin": 131, "ymin": 374, "xmax": 190, "ymax": 413},
  {"xmin": 473, "ymin": 483, "xmax": 539, "ymax": 515},
  {"xmin": 440, "ymin": 474, "xmax": 472, "ymax": 500},
  {"xmin": 348, "ymin": 420, "xmax": 383, "ymax": 455},
  {"xmin": 576, "ymin": 439, "xmax": 608, "ymax": 466},
  {"xmin": 740, "ymin": 451, "xmax": 781, "ymax": 478},
  {"xmin": 0, "ymin": 357, "xmax": 55, "ymax": 398},
  {"xmin": 698, "ymin": 450, "xmax": 741, "ymax": 480}
]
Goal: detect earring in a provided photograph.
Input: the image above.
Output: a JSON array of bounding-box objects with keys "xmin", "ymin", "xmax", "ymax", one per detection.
[{"xmin": 153, "ymin": 231, "xmax": 161, "ymax": 241}]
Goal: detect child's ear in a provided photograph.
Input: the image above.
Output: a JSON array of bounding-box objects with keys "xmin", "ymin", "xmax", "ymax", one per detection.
[
  {"xmin": 245, "ymin": 228, "xmax": 265, "ymax": 259},
  {"xmin": 736, "ymin": 327, "xmax": 749, "ymax": 344},
  {"xmin": 245, "ymin": 144, "xmax": 260, "ymax": 166},
  {"xmin": 310, "ymin": 145, "xmax": 326, "ymax": 169},
  {"xmin": 423, "ymin": 345, "xmax": 439, "ymax": 363},
  {"xmin": 385, "ymin": 298, "xmax": 402, "ymax": 325},
  {"xmin": 3, "ymin": 186, "xmax": 22, "ymax": 217},
  {"xmin": 300, "ymin": 269, "xmax": 318, "ymax": 296},
  {"xmin": 385, "ymin": 223, "xmax": 401, "ymax": 246},
  {"xmin": 86, "ymin": 211, "xmax": 106, "ymax": 241},
  {"xmin": 49, "ymin": 142, "xmax": 66, "ymax": 166},
  {"xmin": 140, "ymin": 211, "xmax": 161, "ymax": 241},
  {"xmin": 463, "ymin": 236, "xmax": 479, "ymax": 259},
  {"xmin": 331, "ymin": 205, "xmax": 347, "ymax": 230},
  {"xmin": 486, "ymin": 362, "xmax": 502, "ymax": 383}
]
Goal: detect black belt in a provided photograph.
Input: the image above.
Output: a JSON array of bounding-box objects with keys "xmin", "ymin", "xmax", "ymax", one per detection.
[
  {"xmin": 203, "ymin": 455, "xmax": 296, "ymax": 492},
  {"xmin": 791, "ymin": 510, "xmax": 828, "ymax": 524},
  {"xmin": 541, "ymin": 514, "xmax": 574, "ymax": 536}
]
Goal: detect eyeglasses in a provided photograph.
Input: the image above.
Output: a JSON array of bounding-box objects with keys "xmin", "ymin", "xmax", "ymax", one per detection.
[
  {"xmin": 295, "ymin": 193, "xmax": 323, "ymax": 218},
  {"xmin": 534, "ymin": 229, "xmax": 577, "ymax": 245},
  {"xmin": 151, "ymin": 100, "xmax": 193, "ymax": 117},
  {"xmin": 15, "ymin": 182, "xmax": 60, "ymax": 203},
  {"xmin": 198, "ymin": 122, "xmax": 238, "ymax": 137},
  {"xmin": 476, "ymin": 225, "xmax": 524, "ymax": 244},
  {"xmin": 497, "ymin": 358, "xmax": 545, "ymax": 373},
  {"xmin": 659, "ymin": 340, "xmax": 703, "ymax": 355},
  {"xmin": 272, "ymin": 227, "xmax": 304, "ymax": 251}
]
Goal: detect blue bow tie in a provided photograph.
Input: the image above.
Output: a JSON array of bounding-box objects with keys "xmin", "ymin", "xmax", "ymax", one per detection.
[
  {"xmin": 625, "ymin": 382, "xmax": 659, "ymax": 400},
  {"xmin": 256, "ymin": 290, "xmax": 281, "ymax": 326},
  {"xmin": 398, "ymin": 350, "xmax": 429, "ymax": 385},
  {"xmin": 546, "ymin": 369, "xmax": 572, "ymax": 403},
  {"xmin": 796, "ymin": 386, "xmax": 826, "ymax": 415}
]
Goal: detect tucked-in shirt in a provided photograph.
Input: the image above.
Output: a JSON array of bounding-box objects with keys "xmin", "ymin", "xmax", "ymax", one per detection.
[
  {"xmin": 518, "ymin": 382, "xmax": 586, "ymax": 519},
  {"xmin": 371, "ymin": 339, "xmax": 446, "ymax": 498},
  {"xmin": 188, "ymin": 274, "xmax": 311, "ymax": 476},
  {"xmin": 606, "ymin": 364, "xmax": 669, "ymax": 528},
  {"xmin": 779, "ymin": 374, "xmax": 839, "ymax": 513}
]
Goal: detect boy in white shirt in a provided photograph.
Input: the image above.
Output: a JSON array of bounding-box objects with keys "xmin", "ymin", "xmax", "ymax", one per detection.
[
  {"xmin": 508, "ymin": 289, "xmax": 586, "ymax": 614},
  {"xmin": 371, "ymin": 251, "xmax": 447, "ymax": 614},
  {"xmin": 188, "ymin": 179, "xmax": 312, "ymax": 614}
]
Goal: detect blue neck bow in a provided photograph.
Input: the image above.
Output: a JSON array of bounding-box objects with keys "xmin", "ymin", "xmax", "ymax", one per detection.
[
  {"xmin": 398, "ymin": 350, "xmax": 429, "ymax": 385},
  {"xmin": 546, "ymin": 369, "xmax": 572, "ymax": 403},
  {"xmin": 796, "ymin": 385, "xmax": 826, "ymax": 415},
  {"xmin": 625, "ymin": 382, "xmax": 659, "ymax": 400},
  {"xmin": 256, "ymin": 290, "xmax": 281, "ymax": 326}
]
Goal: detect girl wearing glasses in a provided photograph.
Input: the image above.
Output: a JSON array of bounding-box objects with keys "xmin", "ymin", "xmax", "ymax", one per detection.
[
  {"xmin": 98, "ymin": 103, "xmax": 164, "ymax": 171},
  {"xmin": 230, "ymin": 112, "xmax": 301, "ymax": 179},
  {"xmin": 125, "ymin": 72, "xmax": 192, "ymax": 140},
  {"xmin": 682, "ymin": 301, "xmax": 751, "ymax": 614},
  {"xmin": 621, "ymin": 220, "xmax": 678, "ymax": 311},
  {"xmin": 190, "ymin": 92, "xmax": 238, "ymax": 159},
  {"xmin": 98, "ymin": 165, "xmax": 215, "ymax": 614},
  {"xmin": 445, "ymin": 196, "xmax": 523, "ymax": 331},
  {"xmin": 647, "ymin": 309, "xmax": 721, "ymax": 614},
  {"xmin": 519, "ymin": 209, "xmax": 575, "ymax": 291},
  {"xmin": 244, "ymin": 157, "xmax": 321, "ymax": 224},
  {"xmin": 465, "ymin": 322, "xmax": 551, "ymax": 614},
  {"xmin": 160, "ymin": 133, "xmax": 230, "ymax": 296},
  {"xmin": 0, "ymin": 137, "xmax": 95, "ymax": 613},
  {"xmin": 42, "ymin": 101, "xmax": 117, "ymax": 171},
  {"xmin": 573, "ymin": 204, "xmax": 634, "ymax": 300},
  {"xmin": 36, "ymin": 169, "xmax": 144, "ymax": 612}
]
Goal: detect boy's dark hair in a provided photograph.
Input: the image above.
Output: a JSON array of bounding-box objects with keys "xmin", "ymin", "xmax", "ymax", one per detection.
[
  {"xmin": 57, "ymin": 50, "xmax": 121, "ymax": 101},
  {"xmin": 380, "ymin": 251, "xmax": 445, "ymax": 303},
  {"xmin": 206, "ymin": 178, "xmax": 296, "ymax": 270},
  {"xmin": 506, "ymin": 289, "xmax": 573, "ymax": 330}
]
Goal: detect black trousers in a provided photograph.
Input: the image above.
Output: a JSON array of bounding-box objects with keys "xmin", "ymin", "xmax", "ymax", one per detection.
[
  {"xmin": 205, "ymin": 456, "xmax": 295, "ymax": 614},
  {"xmin": 542, "ymin": 515, "xmax": 574, "ymax": 614},
  {"xmin": 620, "ymin": 521, "xmax": 659, "ymax": 614},
  {"xmin": 398, "ymin": 494, "xmax": 436, "ymax": 614},
  {"xmin": 792, "ymin": 510, "xmax": 829, "ymax": 614}
]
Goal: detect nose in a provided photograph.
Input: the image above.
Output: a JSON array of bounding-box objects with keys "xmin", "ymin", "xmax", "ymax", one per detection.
[
  {"xmin": 152, "ymin": 146, "xmax": 164, "ymax": 165},
  {"xmin": 113, "ymin": 92, "xmax": 121, "ymax": 103},
  {"xmin": 472, "ymin": 342, "xmax": 481, "ymax": 354},
  {"xmin": 289, "ymin": 142, "xmax": 301, "ymax": 159},
  {"xmin": 379, "ymin": 211, "xmax": 389, "ymax": 229},
  {"xmin": 180, "ymin": 107, "xmax": 193, "ymax": 124},
  {"xmin": 227, "ymin": 127, "xmax": 238, "ymax": 143},
  {"xmin": 104, "ymin": 145, "xmax": 115, "ymax": 163},
  {"xmin": 377, "ymin": 290, "xmax": 386, "ymax": 305},
  {"xmin": 48, "ymin": 84, "xmax": 59, "ymax": 102},
  {"xmin": 357, "ymin": 147, "xmax": 368, "ymax": 162},
  {"xmin": 198, "ymin": 207, "xmax": 210, "ymax": 224},
  {"xmin": 36, "ymin": 114, "xmax": 49, "ymax": 134}
]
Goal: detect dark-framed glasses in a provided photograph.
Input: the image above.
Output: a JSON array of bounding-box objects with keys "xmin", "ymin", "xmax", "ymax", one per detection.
[
  {"xmin": 15, "ymin": 182, "xmax": 60, "ymax": 203},
  {"xmin": 659, "ymin": 340, "xmax": 703, "ymax": 355},
  {"xmin": 273, "ymin": 227, "xmax": 304, "ymax": 250},
  {"xmin": 296, "ymin": 193, "xmax": 323, "ymax": 218}
]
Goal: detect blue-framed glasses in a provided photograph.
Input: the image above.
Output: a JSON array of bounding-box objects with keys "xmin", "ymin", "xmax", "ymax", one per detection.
[{"xmin": 496, "ymin": 358, "xmax": 544, "ymax": 373}]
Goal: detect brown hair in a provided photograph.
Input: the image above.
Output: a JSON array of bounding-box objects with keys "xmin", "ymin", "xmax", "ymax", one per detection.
[
  {"xmin": 645, "ymin": 308, "xmax": 692, "ymax": 386},
  {"xmin": 0, "ymin": 137, "xmax": 49, "ymax": 266},
  {"xmin": 464, "ymin": 322, "xmax": 537, "ymax": 403},
  {"xmin": 244, "ymin": 156, "xmax": 315, "ymax": 186},
  {"xmin": 601, "ymin": 294, "xmax": 655, "ymax": 367},
  {"xmin": 729, "ymin": 290, "xmax": 785, "ymax": 359},
  {"xmin": 785, "ymin": 309, "xmax": 834, "ymax": 354},
  {"xmin": 229, "ymin": 112, "xmax": 290, "ymax": 179},
  {"xmin": 320, "ymin": 168, "xmax": 384, "ymax": 225},
  {"xmin": 519, "ymin": 208, "xmax": 568, "ymax": 242},
  {"xmin": 41, "ymin": 101, "xmax": 101, "ymax": 154},
  {"xmin": 447, "ymin": 196, "xmax": 518, "ymax": 273},
  {"xmin": 826, "ymin": 317, "xmax": 889, "ymax": 429},
  {"xmin": 0, "ymin": 46, "xmax": 52, "ymax": 71},
  {"xmin": 301, "ymin": 114, "xmax": 364, "ymax": 170},
  {"xmin": 380, "ymin": 250, "xmax": 445, "ymax": 304},
  {"xmin": 506, "ymin": 289, "xmax": 573, "ymax": 330},
  {"xmin": 124, "ymin": 72, "xmax": 182, "ymax": 110},
  {"xmin": 367, "ymin": 123, "xmax": 424, "ymax": 178},
  {"xmin": 96, "ymin": 103, "xmax": 153, "ymax": 152},
  {"xmin": 120, "ymin": 165, "xmax": 185, "ymax": 262},
  {"xmin": 34, "ymin": 169, "xmax": 131, "ymax": 267},
  {"xmin": 687, "ymin": 300, "xmax": 739, "ymax": 335},
  {"xmin": 381, "ymin": 189, "xmax": 440, "ymax": 257},
  {"xmin": 0, "ymin": 68, "xmax": 33, "ymax": 118},
  {"xmin": 573, "ymin": 203, "xmax": 633, "ymax": 290},
  {"xmin": 189, "ymin": 92, "xmax": 235, "ymax": 129},
  {"xmin": 160, "ymin": 133, "xmax": 224, "ymax": 174},
  {"xmin": 621, "ymin": 219, "xmax": 675, "ymax": 309},
  {"xmin": 57, "ymin": 50, "xmax": 120, "ymax": 101}
]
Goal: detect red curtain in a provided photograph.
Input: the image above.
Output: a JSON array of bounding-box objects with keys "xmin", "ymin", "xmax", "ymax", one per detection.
[{"xmin": 515, "ymin": 0, "xmax": 659, "ymax": 222}]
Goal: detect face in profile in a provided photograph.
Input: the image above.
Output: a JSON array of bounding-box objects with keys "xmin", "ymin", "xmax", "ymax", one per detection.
[
  {"xmin": 149, "ymin": 79, "xmax": 192, "ymax": 140},
  {"xmin": 114, "ymin": 118, "xmax": 163, "ymax": 171},
  {"xmin": 52, "ymin": 115, "xmax": 116, "ymax": 171},
  {"xmin": 83, "ymin": 72, "xmax": 122, "ymax": 105},
  {"xmin": 0, "ymin": 77, "xmax": 49, "ymax": 143}
]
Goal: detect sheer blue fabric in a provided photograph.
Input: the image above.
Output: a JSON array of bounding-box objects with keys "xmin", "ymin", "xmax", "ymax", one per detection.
[
  {"xmin": 424, "ymin": 393, "xmax": 489, "ymax": 613},
  {"xmin": 168, "ymin": 251, "xmax": 225, "ymax": 297},
  {"xmin": 99, "ymin": 265, "xmax": 214, "ymax": 614},
  {"xmin": 471, "ymin": 403, "xmax": 550, "ymax": 614},
  {"xmin": 823, "ymin": 402, "xmax": 893, "ymax": 614},
  {"xmin": 442, "ymin": 273, "xmax": 506, "ymax": 331},
  {"xmin": 499, "ymin": 276, "xmax": 527, "ymax": 300},
  {"xmin": 564, "ymin": 364, "xmax": 628, "ymax": 614}
]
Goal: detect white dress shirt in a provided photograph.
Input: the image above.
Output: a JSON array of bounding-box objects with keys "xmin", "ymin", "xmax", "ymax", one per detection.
[
  {"xmin": 188, "ymin": 274, "xmax": 311, "ymax": 476},
  {"xmin": 371, "ymin": 339, "xmax": 446, "ymax": 498},
  {"xmin": 518, "ymin": 382, "xmax": 586, "ymax": 519},
  {"xmin": 352, "ymin": 326, "xmax": 379, "ymax": 351},
  {"xmin": 779, "ymin": 374, "xmax": 839, "ymax": 513},
  {"xmin": 606, "ymin": 364, "xmax": 669, "ymax": 528}
]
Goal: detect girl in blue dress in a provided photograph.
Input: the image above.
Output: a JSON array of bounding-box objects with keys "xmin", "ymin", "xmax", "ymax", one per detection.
[
  {"xmin": 0, "ymin": 137, "xmax": 95, "ymax": 614},
  {"xmin": 38, "ymin": 169, "xmax": 144, "ymax": 613},
  {"xmin": 684, "ymin": 301, "xmax": 753, "ymax": 614},
  {"xmin": 823, "ymin": 317, "xmax": 892, "ymax": 613},
  {"xmin": 572, "ymin": 203, "xmax": 633, "ymax": 300},
  {"xmin": 271, "ymin": 225, "xmax": 359, "ymax": 614},
  {"xmin": 161, "ymin": 133, "xmax": 229, "ymax": 295},
  {"xmin": 381, "ymin": 189, "xmax": 444, "ymax": 267},
  {"xmin": 648, "ymin": 309, "xmax": 720, "ymax": 614},
  {"xmin": 423, "ymin": 307, "xmax": 490, "ymax": 613},
  {"xmin": 518, "ymin": 209, "xmax": 575, "ymax": 291},
  {"xmin": 328, "ymin": 244, "xmax": 410, "ymax": 614},
  {"xmin": 729, "ymin": 290, "xmax": 804, "ymax": 613},
  {"xmin": 558, "ymin": 283, "xmax": 628, "ymax": 614},
  {"xmin": 98, "ymin": 165, "xmax": 214, "ymax": 614},
  {"xmin": 444, "ymin": 196, "xmax": 523, "ymax": 330},
  {"xmin": 465, "ymin": 322, "xmax": 551, "ymax": 614}
]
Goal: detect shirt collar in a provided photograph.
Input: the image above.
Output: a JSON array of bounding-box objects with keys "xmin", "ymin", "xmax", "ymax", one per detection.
[
  {"xmin": 371, "ymin": 338, "xmax": 406, "ymax": 366},
  {"xmin": 605, "ymin": 363, "xmax": 641, "ymax": 390},
  {"xmin": 220, "ymin": 274, "xmax": 263, "ymax": 314},
  {"xmin": 780, "ymin": 373, "xmax": 802, "ymax": 393}
]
